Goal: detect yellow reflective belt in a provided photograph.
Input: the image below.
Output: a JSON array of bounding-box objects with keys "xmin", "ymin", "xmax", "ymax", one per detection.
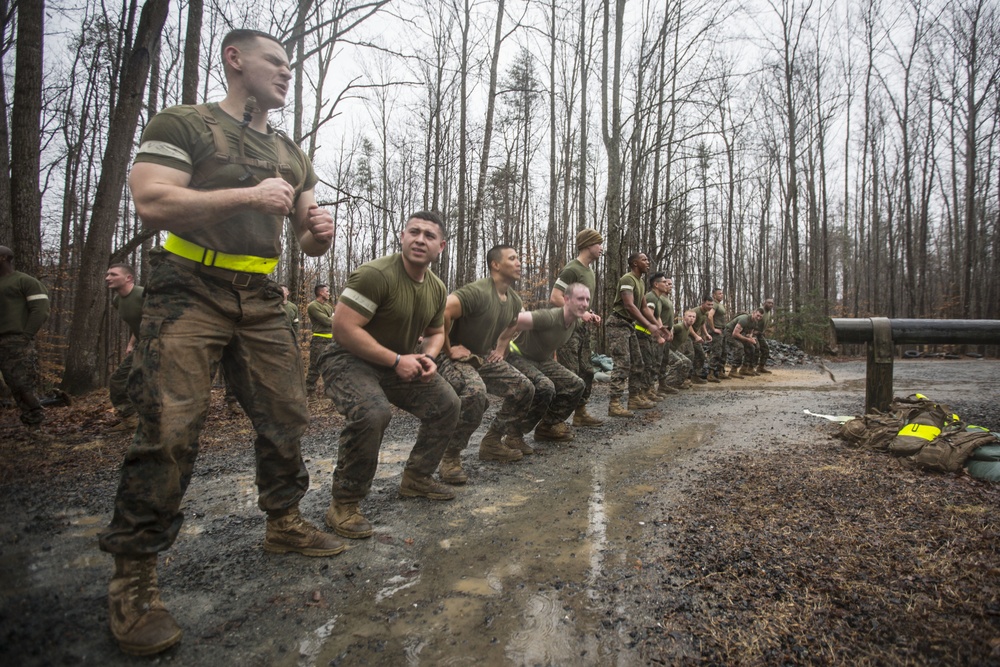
[
  {"xmin": 509, "ymin": 341, "xmax": 523, "ymax": 355},
  {"xmin": 897, "ymin": 423, "xmax": 941, "ymax": 441},
  {"xmin": 164, "ymin": 233, "xmax": 279, "ymax": 274},
  {"xmin": 635, "ymin": 324, "xmax": 652, "ymax": 335},
  {"xmin": 312, "ymin": 333, "xmax": 333, "ymax": 338}
]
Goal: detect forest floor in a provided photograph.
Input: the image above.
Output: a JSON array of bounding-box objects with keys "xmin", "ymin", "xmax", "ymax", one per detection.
[{"xmin": 1, "ymin": 359, "xmax": 999, "ymax": 666}]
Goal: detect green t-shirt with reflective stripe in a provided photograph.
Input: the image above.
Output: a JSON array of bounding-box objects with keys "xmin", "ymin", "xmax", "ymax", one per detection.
[
  {"xmin": 514, "ymin": 307, "xmax": 578, "ymax": 362},
  {"xmin": 0, "ymin": 271, "xmax": 49, "ymax": 336},
  {"xmin": 339, "ymin": 253, "xmax": 446, "ymax": 354},
  {"xmin": 450, "ymin": 276, "xmax": 522, "ymax": 357},
  {"xmin": 134, "ymin": 103, "xmax": 318, "ymax": 259},
  {"xmin": 553, "ymin": 259, "xmax": 596, "ymax": 296},
  {"xmin": 644, "ymin": 292, "xmax": 662, "ymax": 321},
  {"xmin": 112, "ymin": 286, "xmax": 145, "ymax": 339},
  {"xmin": 612, "ymin": 273, "xmax": 645, "ymax": 321}
]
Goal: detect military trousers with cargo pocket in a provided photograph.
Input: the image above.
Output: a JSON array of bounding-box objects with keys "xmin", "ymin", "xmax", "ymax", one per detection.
[
  {"xmin": 319, "ymin": 344, "xmax": 461, "ymax": 503},
  {"xmin": 556, "ymin": 322, "xmax": 595, "ymax": 408},
  {"xmin": 0, "ymin": 333, "xmax": 44, "ymax": 426},
  {"xmin": 108, "ymin": 350, "xmax": 136, "ymax": 417},
  {"xmin": 99, "ymin": 255, "xmax": 310, "ymax": 555},
  {"xmin": 437, "ymin": 356, "xmax": 535, "ymax": 455},
  {"xmin": 606, "ymin": 317, "xmax": 643, "ymax": 399},
  {"xmin": 506, "ymin": 354, "xmax": 585, "ymax": 433}
]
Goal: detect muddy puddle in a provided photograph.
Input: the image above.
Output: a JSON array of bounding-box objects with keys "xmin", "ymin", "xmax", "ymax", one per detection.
[{"xmin": 287, "ymin": 424, "xmax": 715, "ymax": 666}]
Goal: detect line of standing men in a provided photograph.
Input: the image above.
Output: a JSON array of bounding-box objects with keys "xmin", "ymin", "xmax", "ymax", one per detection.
[{"xmin": 72, "ymin": 27, "xmax": 780, "ymax": 659}]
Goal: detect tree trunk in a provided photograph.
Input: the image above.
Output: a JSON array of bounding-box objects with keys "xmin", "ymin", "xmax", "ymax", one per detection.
[
  {"xmin": 62, "ymin": 0, "xmax": 170, "ymax": 394},
  {"xmin": 9, "ymin": 0, "xmax": 45, "ymax": 276}
]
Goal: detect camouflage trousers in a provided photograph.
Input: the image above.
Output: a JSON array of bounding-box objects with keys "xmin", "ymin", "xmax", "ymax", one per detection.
[
  {"xmin": 662, "ymin": 347, "xmax": 693, "ymax": 386},
  {"xmin": 108, "ymin": 351, "xmax": 135, "ymax": 417},
  {"xmin": 0, "ymin": 333, "xmax": 43, "ymax": 426},
  {"xmin": 709, "ymin": 330, "xmax": 727, "ymax": 373},
  {"xmin": 758, "ymin": 337, "xmax": 771, "ymax": 367},
  {"xmin": 726, "ymin": 332, "xmax": 758, "ymax": 368},
  {"xmin": 99, "ymin": 255, "xmax": 309, "ymax": 555},
  {"xmin": 692, "ymin": 340, "xmax": 707, "ymax": 377},
  {"xmin": 438, "ymin": 356, "xmax": 535, "ymax": 454},
  {"xmin": 506, "ymin": 354, "xmax": 585, "ymax": 432},
  {"xmin": 556, "ymin": 322, "xmax": 595, "ymax": 407},
  {"xmin": 320, "ymin": 344, "xmax": 460, "ymax": 503},
  {"xmin": 606, "ymin": 317, "xmax": 643, "ymax": 399},
  {"xmin": 637, "ymin": 333, "xmax": 658, "ymax": 391},
  {"xmin": 306, "ymin": 336, "xmax": 331, "ymax": 392}
]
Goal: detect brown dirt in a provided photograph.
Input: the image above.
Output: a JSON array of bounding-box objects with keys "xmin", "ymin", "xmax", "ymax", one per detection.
[{"xmin": 1, "ymin": 359, "xmax": 998, "ymax": 666}]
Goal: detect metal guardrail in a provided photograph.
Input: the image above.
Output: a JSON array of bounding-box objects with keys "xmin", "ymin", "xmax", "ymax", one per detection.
[{"xmin": 829, "ymin": 318, "xmax": 1000, "ymax": 412}]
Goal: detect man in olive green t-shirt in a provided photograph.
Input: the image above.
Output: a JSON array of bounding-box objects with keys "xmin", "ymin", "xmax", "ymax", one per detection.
[
  {"xmin": 437, "ymin": 245, "xmax": 535, "ymax": 480},
  {"xmin": 105, "ymin": 263, "xmax": 144, "ymax": 431},
  {"xmin": 707, "ymin": 287, "xmax": 730, "ymax": 379},
  {"xmin": 319, "ymin": 212, "xmax": 461, "ymax": 540},
  {"xmin": 98, "ymin": 30, "xmax": 342, "ymax": 658},
  {"xmin": 725, "ymin": 309, "xmax": 763, "ymax": 378},
  {"xmin": 281, "ymin": 286, "xmax": 300, "ymax": 336},
  {"xmin": 607, "ymin": 252, "xmax": 665, "ymax": 417},
  {"xmin": 0, "ymin": 245, "xmax": 50, "ymax": 432},
  {"xmin": 755, "ymin": 298, "xmax": 776, "ymax": 374},
  {"xmin": 549, "ymin": 228, "xmax": 604, "ymax": 427},
  {"xmin": 665, "ymin": 310, "xmax": 696, "ymax": 387},
  {"xmin": 306, "ymin": 284, "xmax": 334, "ymax": 394},
  {"xmin": 506, "ymin": 283, "xmax": 589, "ymax": 446},
  {"xmin": 690, "ymin": 296, "xmax": 715, "ymax": 383}
]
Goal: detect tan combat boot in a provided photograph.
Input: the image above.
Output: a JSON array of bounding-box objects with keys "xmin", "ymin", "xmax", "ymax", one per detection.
[
  {"xmin": 399, "ymin": 469, "xmax": 457, "ymax": 500},
  {"xmin": 478, "ymin": 428, "xmax": 523, "ymax": 462},
  {"xmin": 109, "ymin": 413, "xmax": 139, "ymax": 433},
  {"xmin": 438, "ymin": 452, "xmax": 468, "ymax": 484},
  {"xmin": 505, "ymin": 434, "xmax": 535, "ymax": 455},
  {"xmin": 729, "ymin": 366, "xmax": 743, "ymax": 379},
  {"xmin": 325, "ymin": 500, "xmax": 374, "ymax": 539},
  {"xmin": 572, "ymin": 404, "xmax": 605, "ymax": 427},
  {"xmin": 534, "ymin": 422, "xmax": 574, "ymax": 442},
  {"xmin": 608, "ymin": 397, "xmax": 634, "ymax": 418},
  {"xmin": 108, "ymin": 554, "xmax": 183, "ymax": 656},
  {"xmin": 628, "ymin": 393, "xmax": 656, "ymax": 410},
  {"xmin": 742, "ymin": 365, "xmax": 759, "ymax": 377},
  {"xmin": 644, "ymin": 388, "xmax": 663, "ymax": 402},
  {"xmin": 264, "ymin": 507, "xmax": 346, "ymax": 557},
  {"xmin": 691, "ymin": 375, "xmax": 707, "ymax": 385},
  {"xmin": 757, "ymin": 364, "xmax": 773, "ymax": 374},
  {"xmin": 657, "ymin": 380, "xmax": 678, "ymax": 396},
  {"xmin": 705, "ymin": 374, "xmax": 721, "ymax": 383}
]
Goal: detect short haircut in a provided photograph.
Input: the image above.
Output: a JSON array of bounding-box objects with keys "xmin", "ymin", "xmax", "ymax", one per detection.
[
  {"xmin": 701, "ymin": 295, "xmax": 714, "ymax": 304},
  {"xmin": 486, "ymin": 244, "xmax": 515, "ymax": 269},
  {"xmin": 314, "ymin": 284, "xmax": 327, "ymax": 296},
  {"xmin": 753, "ymin": 307, "xmax": 765, "ymax": 315},
  {"xmin": 564, "ymin": 283, "xmax": 591, "ymax": 300},
  {"xmin": 713, "ymin": 287, "xmax": 723, "ymax": 294},
  {"xmin": 108, "ymin": 263, "xmax": 135, "ymax": 277},
  {"xmin": 684, "ymin": 309, "xmax": 697, "ymax": 317},
  {"xmin": 221, "ymin": 30, "xmax": 283, "ymax": 57},
  {"xmin": 649, "ymin": 272, "xmax": 665, "ymax": 287},
  {"xmin": 627, "ymin": 252, "xmax": 645, "ymax": 268},
  {"xmin": 407, "ymin": 210, "xmax": 448, "ymax": 238}
]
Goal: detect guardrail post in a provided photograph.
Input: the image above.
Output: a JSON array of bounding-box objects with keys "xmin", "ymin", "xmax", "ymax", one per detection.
[{"xmin": 867, "ymin": 317, "xmax": 894, "ymax": 413}]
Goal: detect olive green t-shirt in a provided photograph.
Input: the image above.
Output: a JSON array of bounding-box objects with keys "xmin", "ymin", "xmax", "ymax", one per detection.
[
  {"xmin": 612, "ymin": 273, "xmax": 645, "ymax": 321},
  {"xmin": 693, "ymin": 307, "xmax": 710, "ymax": 334},
  {"xmin": 514, "ymin": 307, "xmax": 578, "ymax": 362},
  {"xmin": 0, "ymin": 271, "xmax": 50, "ymax": 336},
  {"xmin": 450, "ymin": 277, "xmax": 522, "ymax": 357},
  {"xmin": 725, "ymin": 313, "xmax": 752, "ymax": 335},
  {"xmin": 761, "ymin": 309, "xmax": 774, "ymax": 333},
  {"xmin": 644, "ymin": 292, "xmax": 662, "ymax": 321},
  {"xmin": 134, "ymin": 103, "xmax": 318, "ymax": 259},
  {"xmin": 659, "ymin": 294, "xmax": 675, "ymax": 327},
  {"xmin": 552, "ymin": 259, "xmax": 596, "ymax": 297},
  {"xmin": 712, "ymin": 299, "xmax": 728, "ymax": 330},
  {"xmin": 307, "ymin": 299, "xmax": 334, "ymax": 335},
  {"xmin": 339, "ymin": 253, "xmax": 446, "ymax": 354},
  {"xmin": 670, "ymin": 322, "xmax": 690, "ymax": 351},
  {"xmin": 112, "ymin": 286, "xmax": 145, "ymax": 339},
  {"xmin": 283, "ymin": 302, "xmax": 300, "ymax": 335}
]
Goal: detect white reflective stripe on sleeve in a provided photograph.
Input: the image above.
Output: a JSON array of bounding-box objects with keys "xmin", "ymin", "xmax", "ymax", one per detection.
[
  {"xmin": 553, "ymin": 278, "xmax": 568, "ymax": 292},
  {"xmin": 25, "ymin": 294, "xmax": 49, "ymax": 301},
  {"xmin": 341, "ymin": 287, "xmax": 377, "ymax": 314},
  {"xmin": 620, "ymin": 285, "xmax": 634, "ymax": 292},
  {"xmin": 136, "ymin": 140, "xmax": 193, "ymax": 165}
]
